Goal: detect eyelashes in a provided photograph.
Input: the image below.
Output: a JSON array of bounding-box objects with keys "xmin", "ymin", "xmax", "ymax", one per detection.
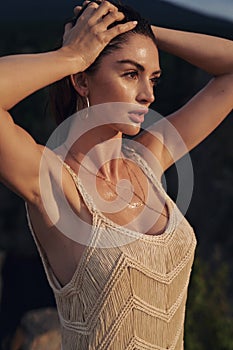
[
  {"xmin": 123, "ymin": 71, "xmax": 138, "ymax": 79},
  {"xmin": 150, "ymin": 77, "xmax": 161, "ymax": 87},
  {"xmin": 123, "ymin": 71, "xmax": 161, "ymax": 87}
]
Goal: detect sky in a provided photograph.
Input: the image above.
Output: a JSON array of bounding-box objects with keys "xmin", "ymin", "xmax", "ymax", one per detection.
[{"xmin": 164, "ymin": 0, "xmax": 233, "ymax": 22}]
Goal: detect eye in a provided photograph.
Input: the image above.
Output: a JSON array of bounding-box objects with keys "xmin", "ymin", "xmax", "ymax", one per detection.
[
  {"xmin": 123, "ymin": 71, "xmax": 138, "ymax": 79},
  {"xmin": 150, "ymin": 77, "xmax": 161, "ymax": 87}
]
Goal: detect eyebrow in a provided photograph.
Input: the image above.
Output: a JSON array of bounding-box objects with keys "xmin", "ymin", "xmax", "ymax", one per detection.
[{"xmin": 116, "ymin": 59, "xmax": 162, "ymax": 75}]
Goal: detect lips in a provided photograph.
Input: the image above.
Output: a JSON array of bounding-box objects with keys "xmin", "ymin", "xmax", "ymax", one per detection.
[{"xmin": 128, "ymin": 108, "xmax": 149, "ymax": 124}]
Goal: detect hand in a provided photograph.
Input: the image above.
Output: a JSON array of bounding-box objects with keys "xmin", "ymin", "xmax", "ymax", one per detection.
[
  {"xmin": 62, "ymin": 1, "xmax": 92, "ymax": 43},
  {"xmin": 73, "ymin": 1, "xmax": 92, "ymax": 17},
  {"xmin": 60, "ymin": 1, "xmax": 137, "ymax": 73}
]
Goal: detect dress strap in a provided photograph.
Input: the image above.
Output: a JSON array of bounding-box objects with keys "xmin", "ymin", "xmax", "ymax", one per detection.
[
  {"xmin": 122, "ymin": 144, "xmax": 167, "ymax": 196},
  {"xmin": 57, "ymin": 156, "xmax": 100, "ymax": 217}
]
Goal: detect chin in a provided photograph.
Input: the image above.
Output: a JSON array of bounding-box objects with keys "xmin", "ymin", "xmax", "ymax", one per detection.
[{"xmin": 112, "ymin": 123, "xmax": 141, "ymax": 136}]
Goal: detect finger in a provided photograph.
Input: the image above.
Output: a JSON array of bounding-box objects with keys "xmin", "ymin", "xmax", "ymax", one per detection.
[
  {"xmin": 64, "ymin": 22, "xmax": 72, "ymax": 32},
  {"xmin": 73, "ymin": 6, "xmax": 82, "ymax": 16},
  {"xmin": 99, "ymin": 10, "xmax": 124, "ymax": 28},
  {"xmin": 73, "ymin": 0, "xmax": 93, "ymax": 16},
  {"xmin": 63, "ymin": 22, "xmax": 73, "ymax": 42},
  {"xmin": 87, "ymin": 1, "xmax": 119, "ymax": 25},
  {"xmin": 105, "ymin": 21, "xmax": 138, "ymax": 41},
  {"xmin": 82, "ymin": 0, "xmax": 91, "ymax": 5},
  {"xmin": 81, "ymin": 1, "xmax": 99, "ymax": 16}
]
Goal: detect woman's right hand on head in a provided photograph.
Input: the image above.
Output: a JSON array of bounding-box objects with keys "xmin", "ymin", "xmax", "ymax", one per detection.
[{"xmin": 60, "ymin": 1, "xmax": 137, "ymax": 73}]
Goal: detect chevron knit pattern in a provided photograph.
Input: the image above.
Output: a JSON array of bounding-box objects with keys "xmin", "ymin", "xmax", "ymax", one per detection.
[{"xmin": 26, "ymin": 146, "xmax": 196, "ymax": 350}]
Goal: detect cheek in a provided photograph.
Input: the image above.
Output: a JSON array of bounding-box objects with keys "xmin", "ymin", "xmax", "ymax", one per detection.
[
  {"xmin": 108, "ymin": 81, "xmax": 135, "ymax": 100},
  {"xmin": 88, "ymin": 74, "xmax": 135, "ymax": 104}
]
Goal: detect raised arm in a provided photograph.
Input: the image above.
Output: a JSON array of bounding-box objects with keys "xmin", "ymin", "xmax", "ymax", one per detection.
[
  {"xmin": 0, "ymin": 1, "xmax": 137, "ymax": 203},
  {"xmin": 139, "ymin": 27, "xmax": 233, "ymax": 173},
  {"xmin": 154, "ymin": 27, "xmax": 233, "ymax": 76}
]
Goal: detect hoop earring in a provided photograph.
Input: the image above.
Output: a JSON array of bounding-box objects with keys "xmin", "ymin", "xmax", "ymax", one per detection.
[
  {"xmin": 80, "ymin": 96, "xmax": 90, "ymax": 120},
  {"xmin": 86, "ymin": 96, "xmax": 90, "ymax": 108}
]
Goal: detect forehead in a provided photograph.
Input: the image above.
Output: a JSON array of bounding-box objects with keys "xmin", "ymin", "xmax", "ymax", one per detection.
[{"xmin": 106, "ymin": 34, "xmax": 160, "ymax": 70}]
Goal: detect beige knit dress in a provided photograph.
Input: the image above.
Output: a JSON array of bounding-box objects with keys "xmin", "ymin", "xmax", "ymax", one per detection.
[{"xmin": 26, "ymin": 146, "xmax": 196, "ymax": 350}]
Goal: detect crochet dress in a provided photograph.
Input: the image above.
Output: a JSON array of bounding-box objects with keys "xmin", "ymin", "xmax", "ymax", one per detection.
[{"xmin": 26, "ymin": 146, "xmax": 196, "ymax": 350}]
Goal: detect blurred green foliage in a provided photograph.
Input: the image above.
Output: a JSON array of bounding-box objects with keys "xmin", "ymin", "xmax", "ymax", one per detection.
[{"xmin": 186, "ymin": 251, "xmax": 233, "ymax": 349}]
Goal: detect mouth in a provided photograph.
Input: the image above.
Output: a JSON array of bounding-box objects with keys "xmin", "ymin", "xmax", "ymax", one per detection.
[{"xmin": 128, "ymin": 108, "xmax": 149, "ymax": 124}]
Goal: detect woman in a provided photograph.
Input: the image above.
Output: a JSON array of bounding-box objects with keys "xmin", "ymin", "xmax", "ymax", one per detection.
[{"xmin": 0, "ymin": 0, "xmax": 232, "ymax": 349}]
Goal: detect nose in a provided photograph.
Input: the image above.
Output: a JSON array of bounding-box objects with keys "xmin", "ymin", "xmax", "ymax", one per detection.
[{"xmin": 136, "ymin": 81, "xmax": 155, "ymax": 106}]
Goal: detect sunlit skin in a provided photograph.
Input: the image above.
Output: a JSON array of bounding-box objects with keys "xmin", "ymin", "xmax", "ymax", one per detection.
[
  {"xmin": 0, "ymin": 0, "xmax": 232, "ymax": 287},
  {"xmin": 67, "ymin": 34, "xmax": 161, "ymax": 181},
  {"xmin": 85, "ymin": 34, "xmax": 161, "ymax": 137},
  {"xmin": 55, "ymin": 34, "xmax": 166, "ymax": 235}
]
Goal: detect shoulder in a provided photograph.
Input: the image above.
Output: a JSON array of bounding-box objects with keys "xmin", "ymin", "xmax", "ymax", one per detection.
[{"xmin": 32, "ymin": 145, "xmax": 83, "ymax": 219}]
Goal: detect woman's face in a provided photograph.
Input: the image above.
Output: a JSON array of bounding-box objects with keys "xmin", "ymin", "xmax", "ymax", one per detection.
[{"xmin": 86, "ymin": 34, "xmax": 161, "ymax": 135}]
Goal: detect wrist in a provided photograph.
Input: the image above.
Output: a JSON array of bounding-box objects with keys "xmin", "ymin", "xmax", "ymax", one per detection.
[{"xmin": 57, "ymin": 46, "xmax": 87, "ymax": 75}]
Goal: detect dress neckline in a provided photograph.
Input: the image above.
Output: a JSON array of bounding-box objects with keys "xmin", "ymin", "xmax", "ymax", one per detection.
[{"xmin": 57, "ymin": 148, "xmax": 177, "ymax": 243}]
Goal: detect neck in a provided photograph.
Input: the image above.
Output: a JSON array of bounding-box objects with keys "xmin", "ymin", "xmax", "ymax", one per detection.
[{"xmin": 61, "ymin": 112, "xmax": 124, "ymax": 180}]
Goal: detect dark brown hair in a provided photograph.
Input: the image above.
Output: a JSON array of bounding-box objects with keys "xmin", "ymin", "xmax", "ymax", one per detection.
[{"xmin": 50, "ymin": 0, "xmax": 157, "ymax": 126}]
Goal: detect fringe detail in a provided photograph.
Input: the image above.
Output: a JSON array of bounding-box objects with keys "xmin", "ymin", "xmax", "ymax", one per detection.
[{"xmin": 26, "ymin": 149, "xmax": 196, "ymax": 350}]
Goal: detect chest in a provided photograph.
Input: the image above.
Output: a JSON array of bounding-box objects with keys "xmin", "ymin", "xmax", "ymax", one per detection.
[{"xmin": 79, "ymin": 167, "xmax": 170, "ymax": 236}]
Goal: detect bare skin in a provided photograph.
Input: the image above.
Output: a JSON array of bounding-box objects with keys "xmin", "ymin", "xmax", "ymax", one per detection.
[{"xmin": 0, "ymin": 1, "xmax": 232, "ymax": 285}]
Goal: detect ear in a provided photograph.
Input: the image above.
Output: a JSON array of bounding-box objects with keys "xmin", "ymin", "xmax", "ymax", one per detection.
[{"xmin": 70, "ymin": 73, "xmax": 89, "ymax": 97}]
